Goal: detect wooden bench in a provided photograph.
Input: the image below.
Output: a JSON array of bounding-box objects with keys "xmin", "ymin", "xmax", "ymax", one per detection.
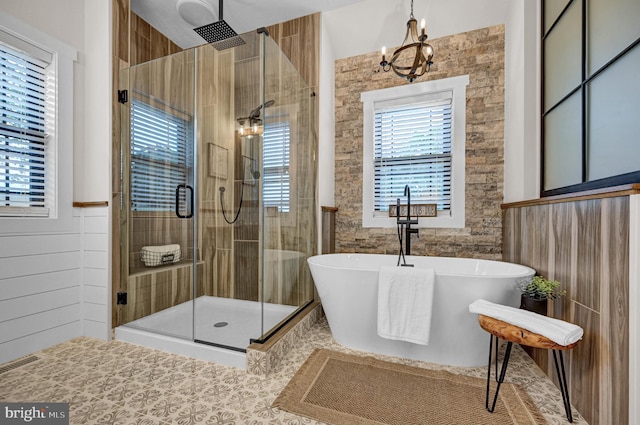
[{"xmin": 478, "ymin": 314, "xmax": 579, "ymax": 423}]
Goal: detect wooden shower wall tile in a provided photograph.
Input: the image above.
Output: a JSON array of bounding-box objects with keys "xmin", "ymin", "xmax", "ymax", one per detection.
[
  {"xmin": 124, "ymin": 273, "xmax": 151, "ymax": 323},
  {"xmin": 131, "ymin": 15, "xmax": 151, "ymax": 66},
  {"xmin": 267, "ymin": 13, "xmax": 320, "ymax": 91},
  {"xmin": 215, "ymin": 249, "xmax": 232, "ymax": 298},
  {"xmin": 234, "ymin": 241, "xmax": 258, "ymax": 301},
  {"xmin": 113, "ymin": 0, "xmax": 129, "ymax": 62},
  {"xmin": 150, "ymin": 26, "xmax": 169, "ymax": 60},
  {"xmin": 151, "ymin": 268, "xmax": 173, "ymax": 312}
]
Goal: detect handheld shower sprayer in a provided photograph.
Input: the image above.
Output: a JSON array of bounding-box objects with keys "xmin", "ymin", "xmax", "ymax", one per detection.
[{"xmin": 219, "ymin": 181, "xmax": 243, "ymax": 224}]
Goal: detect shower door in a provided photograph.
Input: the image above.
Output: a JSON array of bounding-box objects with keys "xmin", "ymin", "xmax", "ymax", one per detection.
[
  {"xmin": 119, "ymin": 48, "xmax": 198, "ymax": 341},
  {"xmin": 118, "ymin": 29, "xmax": 317, "ymax": 351}
]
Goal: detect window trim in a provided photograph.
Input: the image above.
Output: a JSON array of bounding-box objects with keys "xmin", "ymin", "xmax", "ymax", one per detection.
[
  {"xmin": 361, "ymin": 74, "xmax": 469, "ymax": 228},
  {"xmin": 0, "ymin": 12, "xmax": 76, "ymax": 234}
]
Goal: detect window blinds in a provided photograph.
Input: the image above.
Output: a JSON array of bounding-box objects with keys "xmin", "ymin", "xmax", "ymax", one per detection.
[
  {"xmin": 0, "ymin": 44, "xmax": 49, "ymax": 214},
  {"xmin": 373, "ymin": 98, "xmax": 452, "ymax": 213},
  {"xmin": 130, "ymin": 100, "xmax": 191, "ymax": 212},
  {"xmin": 262, "ymin": 120, "xmax": 290, "ymax": 213}
]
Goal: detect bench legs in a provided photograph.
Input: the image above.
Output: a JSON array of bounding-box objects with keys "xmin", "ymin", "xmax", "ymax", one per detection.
[
  {"xmin": 484, "ymin": 334, "xmax": 574, "ymax": 423},
  {"xmin": 485, "ymin": 334, "xmax": 513, "ymax": 413},
  {"xmin": 552, "ymin": 350, "xmax": 573, "ymax": 423}
]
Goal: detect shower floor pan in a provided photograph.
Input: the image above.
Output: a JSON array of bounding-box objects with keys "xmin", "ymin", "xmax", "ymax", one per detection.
[{"xmin": 115, "ymin": 295, "xmax": 297, "ymax": 369}]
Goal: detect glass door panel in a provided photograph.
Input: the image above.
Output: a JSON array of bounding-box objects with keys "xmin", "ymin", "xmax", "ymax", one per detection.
[{"xmin": 119, "ymin": 49, "xmax": 197, "ymax": 340}]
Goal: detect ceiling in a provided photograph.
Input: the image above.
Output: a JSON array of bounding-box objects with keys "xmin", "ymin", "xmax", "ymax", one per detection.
[{"xmin": 131, "ymin": 0, "xmax": 369, "ymax": 49}]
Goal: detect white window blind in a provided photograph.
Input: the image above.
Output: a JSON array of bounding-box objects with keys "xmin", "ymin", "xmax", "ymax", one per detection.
[
  {"xmin": 0, "ymin": 43, "xmax": 50, "ymax": 216},
  {"xmin": 374, "ymin": 98, "xmax": 452, "ymax": 214},
  {"xmin": 130, "ymin": 99, "xmax": 191, "ymax": 212},
  {"xmin": 262, "ymin": 120, "xmax": 290, "ymax": 213}
]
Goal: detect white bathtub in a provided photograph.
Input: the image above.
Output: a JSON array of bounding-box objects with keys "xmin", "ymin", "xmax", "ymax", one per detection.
[{"xmin": 307, "ymin": 253, "xmax": 535, "ymax": 367}]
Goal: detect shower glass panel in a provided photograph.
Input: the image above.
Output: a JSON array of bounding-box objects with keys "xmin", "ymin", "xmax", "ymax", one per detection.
[
  {"xmin": 119, "ymin": 30, "xmax": 316, "ymax": 352},
  {"xmin": 119, "ymin": 48, "xmax": 197, "ymax": 341}
]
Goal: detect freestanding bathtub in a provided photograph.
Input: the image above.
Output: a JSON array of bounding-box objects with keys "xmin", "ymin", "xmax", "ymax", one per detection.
[{"xmin": 307, "ymin": 253, "xmax": 535, "ymax": 367}]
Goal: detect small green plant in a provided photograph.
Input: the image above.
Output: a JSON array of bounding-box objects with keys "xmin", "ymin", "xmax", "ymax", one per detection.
[{"xmin": 518, "ymin": 275, "xmax": 566, "ymax": 300}]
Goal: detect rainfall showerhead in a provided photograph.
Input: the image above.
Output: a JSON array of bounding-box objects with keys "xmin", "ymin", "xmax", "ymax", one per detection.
[{"xmin": 193, "ymin": 0, "xmax": 245, "ymax": 50}]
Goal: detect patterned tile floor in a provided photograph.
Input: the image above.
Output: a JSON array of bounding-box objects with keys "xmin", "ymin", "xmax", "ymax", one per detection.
[{"xmin": 0, "ymin": 318, "xmax": 587, "ymax": 424}]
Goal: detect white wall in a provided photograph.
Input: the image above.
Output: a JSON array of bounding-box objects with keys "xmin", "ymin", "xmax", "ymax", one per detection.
[
  {"xmin": 0, "ymin": 0, "xmax": 112, "ymax": 363},
  {"xmin": 317, "ymin": 14, "xmax": 336, "ymax": 247},
  {"xmin": 83, "ymin": 0, "xmax": 112, "ymax": 202},
  {"xmin": 323, "ymin": 0, "xmax": 510, "ymax": 62},
  {"xmin": 504, "ymin": 0, "xmax": 540, "ymax": 202}
]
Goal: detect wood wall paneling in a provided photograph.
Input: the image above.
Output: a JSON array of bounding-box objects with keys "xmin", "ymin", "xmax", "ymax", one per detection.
[
  {"xmin": 575, "ymin": 200, "xmax": 601, "ymax": 311},
  {"xmin": 600, "ymin": 197, "xmax": 629, "ymax": 425},
  {"xmin": 571, "ymin": 302, "xmax": 600, "ymax": 423},
  {"xmin": 551, "ymin": 201, "xmax": 574, "ymax": 319},
  {"xmin": 502, "ymin": 195, "xmax": 630, "ymax": 425}
]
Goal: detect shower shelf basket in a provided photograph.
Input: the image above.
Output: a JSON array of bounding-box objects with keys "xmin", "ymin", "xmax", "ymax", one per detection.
[{"xmin": 141, "ymin": 244, "xmax": 181, "ymax": 267}]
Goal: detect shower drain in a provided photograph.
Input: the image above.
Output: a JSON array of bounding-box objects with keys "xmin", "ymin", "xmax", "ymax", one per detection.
[{"xmin": 213, "ymin": 322, "xmax": 228, "ymax": 328}]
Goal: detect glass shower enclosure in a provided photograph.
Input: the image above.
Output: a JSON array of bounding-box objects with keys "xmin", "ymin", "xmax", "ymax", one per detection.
[{"xmin": 117, "ymin": 29, "xmax": 316, "ymax": 353}]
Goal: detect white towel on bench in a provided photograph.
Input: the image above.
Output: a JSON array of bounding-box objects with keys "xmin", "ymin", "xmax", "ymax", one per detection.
[
  {"xmin": 469, "ymin": 298, "xmax": 583, "ymax": 346},
  {"xmin": 377, "ymin": 266, "xmax": 435, "ymax": 345}
]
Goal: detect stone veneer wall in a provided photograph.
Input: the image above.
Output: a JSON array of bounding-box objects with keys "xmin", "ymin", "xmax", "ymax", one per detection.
[{"xmin": 334, "ymin": 25, "xmax": 505, "ymax": 259}]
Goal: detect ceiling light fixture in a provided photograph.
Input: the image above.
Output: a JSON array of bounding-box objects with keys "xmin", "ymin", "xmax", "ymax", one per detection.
[
  {"xmin": 176, "ymin": 0, "xmax": 216, "ymax": 28},
  {"xmin": 380, "ymin": 0, "xmax": 434, "ymax": 83}
]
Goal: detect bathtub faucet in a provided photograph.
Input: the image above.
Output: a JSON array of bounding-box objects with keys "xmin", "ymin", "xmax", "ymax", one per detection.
[{"xmin": 396, "ymin": 185, "xmax": 419, "ymax": 265}]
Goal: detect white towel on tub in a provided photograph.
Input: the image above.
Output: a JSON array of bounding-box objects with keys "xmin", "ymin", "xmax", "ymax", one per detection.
[{"xmin": 377, "ymin": 266, "xmax": 435, "ymax": 345}]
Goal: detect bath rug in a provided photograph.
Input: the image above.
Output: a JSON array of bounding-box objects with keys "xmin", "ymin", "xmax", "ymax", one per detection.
[{"xmin": 273, "ymin": 348, "xmax": 547, "ymax": 425}]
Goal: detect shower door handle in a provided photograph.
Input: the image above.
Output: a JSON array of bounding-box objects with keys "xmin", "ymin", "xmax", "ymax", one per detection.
[{"xmin": 175, "ymin": 184, "xmax": 194, "ymax": 218}]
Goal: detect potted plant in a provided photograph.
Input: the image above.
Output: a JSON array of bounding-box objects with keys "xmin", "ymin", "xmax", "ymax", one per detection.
[{"xmin": 517, "ymin": 275, "xmax": 566, "ymax": 315}]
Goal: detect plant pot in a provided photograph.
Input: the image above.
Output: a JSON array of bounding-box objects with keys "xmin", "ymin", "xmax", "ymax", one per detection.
[{"xmin": 520, "ymin": 295, "xmax": 548, "ymax": 316}]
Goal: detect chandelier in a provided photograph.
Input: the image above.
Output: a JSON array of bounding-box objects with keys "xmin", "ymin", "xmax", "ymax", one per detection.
[{"xmin": 380, "ymin": 0, "xmax": 434, "ymax": 82}]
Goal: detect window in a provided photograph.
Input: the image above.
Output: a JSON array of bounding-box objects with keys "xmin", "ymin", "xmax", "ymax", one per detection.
[
  {"xmin": 542, "ymin": 0, "xmax": 640, "ymax": 195},
  {"xmin": 0, "ymin": 14, "xmax": 76, "ymax": 234},
  {"xmin": 262, "ymin": 119, "xmax": 290, "ymax": 213},
  {"xmin": 130, "ymin": 99, "xmax": 192, "ymax": 212},
  {"xmin": 0, "ymin": 35, "xmax": 53, "ymax": 216},
  {"xmin": 373, "ymin": 99, "xmax": 452, "ymax": 214},
  {"xmin": 361, "ymin": 75, "xmax": 468, "ymax": 228}
]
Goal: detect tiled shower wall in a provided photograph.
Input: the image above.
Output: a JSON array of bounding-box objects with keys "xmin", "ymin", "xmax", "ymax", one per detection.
[{"xmin": 334, "ymin": 25, "xmax": 505, "ymax": 259}]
